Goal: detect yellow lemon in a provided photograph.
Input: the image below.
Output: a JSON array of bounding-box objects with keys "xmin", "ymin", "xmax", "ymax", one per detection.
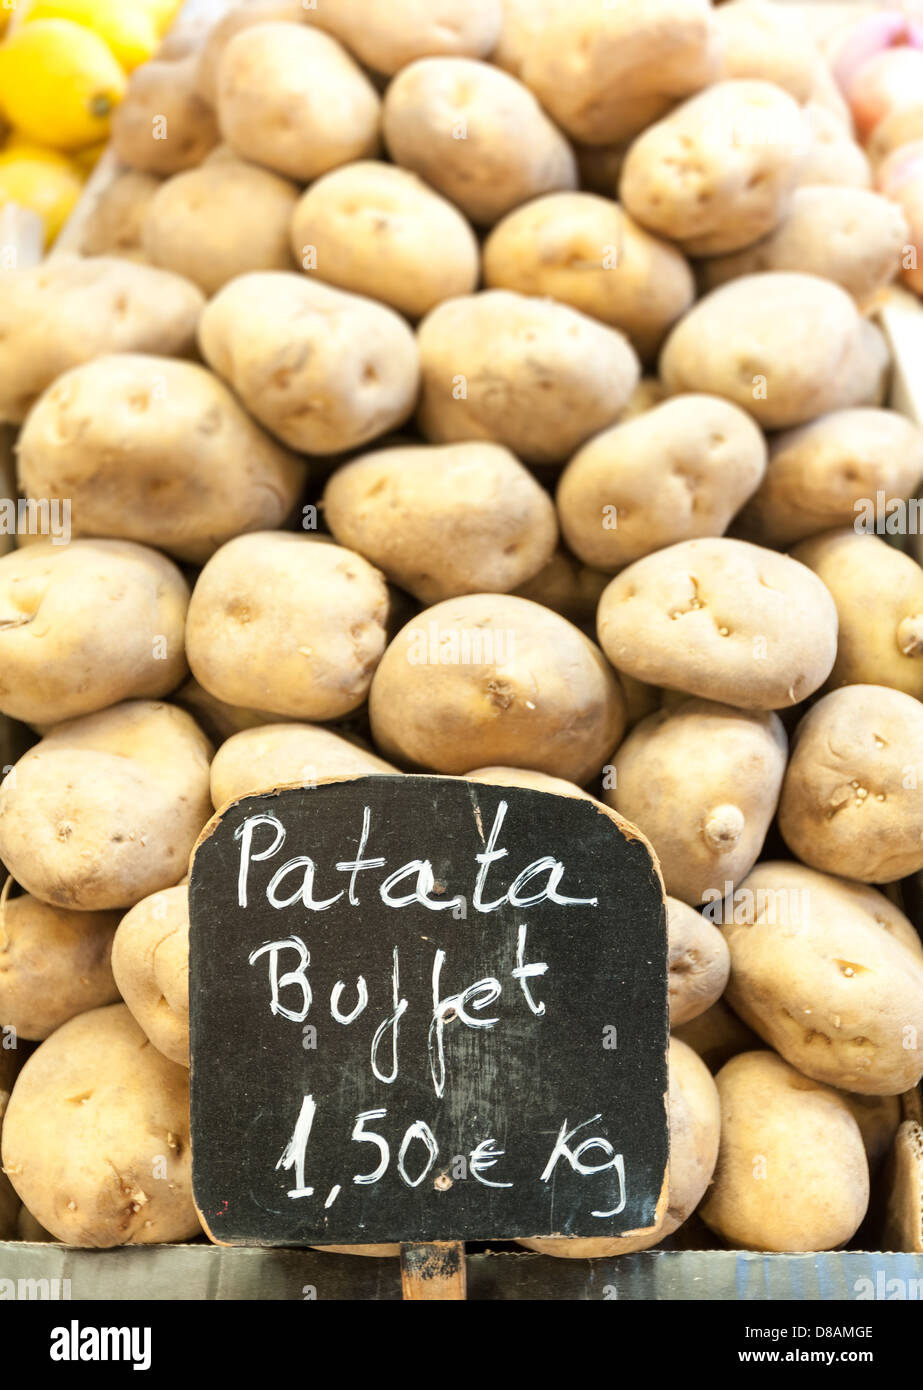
[
  {"xmin": 133, "ymin": 0, "xmax": 183, "ymax": 37},
  {"xmin": 0, "ymin": 19, "xmax": 127, "ymax": 150},
  {"xmin": 21, "ymin": 0, "xmax": 160, "ymax": 71},
  {"xmin": 71, "ymin": 138, "xmax": 107, "ymax": 174},
  {"xmin": 0, "ymin": 147, "xmax": 84, "ymax": 245}
]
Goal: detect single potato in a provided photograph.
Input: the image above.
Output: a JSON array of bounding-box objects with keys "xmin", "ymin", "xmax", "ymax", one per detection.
[
  {"xmin": 216, "ymin": 23, "xmax": 381, "ymax": 182},
  {"xmin": 382, "ymin": 58, "xmax": 577, "ymax": 227},
  {"xmin": 557, "ymin": 395, "xmax": 767, "ymax": 572},
  {"xmin": 210, "ymin": 724, "xmax": 398, "ymax": 810},
  {"xmin": 673, "ymin": 998, "xmax": 762, "ymax": 1074},
  {"xmin": 597, "ymin": 538, "xmax": 839, "ymax": 710},
  {"xmin": 186, "ymin": 533, "xmax": 389, "ymax": 723},
  {"xmin": 0, "ymin": 255, "xmax": 203, "ymax": 425},
  {"xmin": 667, "ymin": 896, "xmax": 731, "ymax": 1026},
  {"xmin": 369, "ymin": 594, "xmax": 625, "ymax": 785},
  {"xmin": 78, "ymin": 171, "xmax": 161, "ymax": 261},
  {"xmin": 309, "ymin": 0, "xmax": 502, "ymax": 76},
  {"xmin": 290, "ymin": 162, "xmax": 479, "ymax": 320},
  {"xmin": 323, "ymin": 442, "xmax": 558, "ymax": 604},
  {"xmin": 792, "ymin": 530, "xmax": 923, "ymax": 698},
  {"xmin": 605, "ymin": 699, "xmax": 787, "ymax": 905},
  {"xmin": 112, "ymin": 886, "xmax": 190, "ymax": 1067},
  {"xmin": 797, "ymin": 103, "xmax": 871, "ymax": 189},
  {"xmin": 195, "ymin": 1, "xmax": 310, "ymax": 105},
  {"xmin": 699, "ymin": 1050, "xmax": 869, "ymax": 1251},
  {"xmin": 482, "ymin": 193, "xmax": 695, "ymax": 361},
  {"xmin": 416, "ymin": 291, "xmax": 639, "ymax": 466},
  {"xmin": 463, "ymin": 765, "xmax": 594, "ymax": 800},
  {"xmin": 112, "ymin": 54, "xmax": 219, "ymax": 175},
  {"xmin": 199, "ymin": 272, "xmax": 419, "ymax": 456},
  {"xmin": 0, "ymin": 894, "xmax": 120, "ymax": 1040},
  {"xmin": 1, "ymin": 1003, "xmax": 199, "ymax": 1246},
  {"xmin": 0, "ymin": 540, "xmax": 189, "ymax": 726},
  {"xmin": 512, "ymin": 549, "xmax": 610, "ymax": 631},
  {"xmin": 714, "ymin": 0, "xmax": 822, "ymax": 102},
  {"xmin": 17, "ymin": 354, "xmax": 304, "ymax": 565},
  {"xmin": 778, "ymin": 685, "xmax": 923, "ymax": 883},
  {"xmin": 0, "ymin": 701, "xmax": 212, "ymax": 912}
]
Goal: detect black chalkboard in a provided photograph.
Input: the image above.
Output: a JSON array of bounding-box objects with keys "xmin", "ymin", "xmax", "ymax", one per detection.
[{"xmin": 189, "ymin": 776, "xmax": 668, "ymax": 1247}]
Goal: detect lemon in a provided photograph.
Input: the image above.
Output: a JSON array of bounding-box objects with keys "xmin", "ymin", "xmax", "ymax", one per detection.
[
  {"xmin": 0, "ymin": 19, "xmax": 127, "ymax": 150},
  {"xmin": 0, "ymin": 146, "xmax": 84, "ymax": 245},
  {"xmin": 21, "ymin": 0, "xmax": 160, "ymax": 71},
  {"xmin": 134, "ymin": 0, "xmax": 183, "ymax": 37},
  {"xmin": 71, "ymin": 138, "xmax": 107, "ymax": 174}
]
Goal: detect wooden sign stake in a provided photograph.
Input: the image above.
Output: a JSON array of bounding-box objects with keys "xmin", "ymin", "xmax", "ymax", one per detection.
[{"xmin": 400, "ymin": 1241, "xmax": 467, "ymax": 1301}]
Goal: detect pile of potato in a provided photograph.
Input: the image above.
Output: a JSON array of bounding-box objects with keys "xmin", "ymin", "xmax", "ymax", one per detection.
[{"xmin": 1, "ymin": 0, "xmax": 922, "ymax": 1261}]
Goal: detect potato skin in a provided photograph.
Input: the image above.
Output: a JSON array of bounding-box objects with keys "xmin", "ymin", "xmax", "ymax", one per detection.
[
  {"xmin": 714, "ymin": 0, "xmax": 821, "ymax": 102},
  {"xmin": 779, "ymin": 685, "xmax": 923, "ymax": 883},
  {"xmin": 734, "ymin": 408, "xmax": 923, "ymax": 549},
  {"xmin": 667, "ymin": 896, "xmax": 730, "ymax": 1026},
  {"xmin": 0, "ymin": 701, "xmax": 213, "ymax": 912},
  {"xmin": 112, "ymin": 886, "xmax": 190, "ymax": 1067},
  {"xmin": 673, "ymin": 997, "xmax": 762, "ymax": 1074},
  {"xmin": 369, "ymin": 595, "xmax": 626, "ymax": 785},
  {"xmin": 17, "ymin": 354, "xmax": 304, "ymax": 566},
  {"xmin": 521, "ymin": 0, "xmax": 719, "ymax": 146},
  {"xmin": 195, "ymin": 0, "xmax": 309, "ymax": 105},
  {"xmin": 310, "ymin": 0, "xmax": 502, "ymax": 75},
  {"xmin": 482, "ymin": 193, "xmax": 694, "ymax": 361},
  {"xmin": 797, "ymin": 103, "xmax": 871, "ymax": 190},
  {"xmin": 606, "ymin": 699, "xmax": 787, "ymax": 906},
  {"xmin": 1, "ymin": 1004, "xmax": 199, "ymax": 1247},
  {"xmin": 512, "ymin": 550, "xmax": 610, "ymax": 631},
  {"xmin": 324, "ymin": 442, "xmax": 557, "ymax": 604},
  {"xmin": 0, "ymin": 255, "xmax": 203, "ymax": 425},
  {"xmin": 78, "ymin": 171, "xmax": 161, "ymax": 261},
  {"xmin": 620, "ymin": 81, "xmax": 808, "ymax": 257},
  {"xmin": 199, "ymin": 272, "xmax": 419, "ymax": 456},
  {"xmin": 210, "ymin": 724, "xmax": 398, "ymax": 810},
  {"xmin": 416, "ymin": 291, "xmax": 639, "ymax": 466},
  {"xmin": 217, "ymin": 24, "xmax": 381, "ymax": 182},
  {"xmin": 290, "ymin": 162, "xmax": 479, "ymax": 320},
  {"xmin": 791, "ymin": 531, "xmax": 923, "ymax": 698},
  {"xmin": 0, "ymin": 540, "xmax": 189, "ymax": 726},
  {"xmin": 661, "ymin": 274, "xmax": 886, "ymax": 431},
  {"xmin": 597, "ymin": 539, "xmax": 838, "ymax": 711},
  {"xmin": 0, "ymin": 895, "xmax": 120, "ymax": 1041},
  {"xmin": 112, "ymin": 55, "xmax": 219, "ymax": 175},
  {"xmin": 520, "ymin": 1038, "xmax": 719, "ymax": 1257},
  {"xmin": 143, "ymin": 158, "xmax": 299, "ymax": 295},
  {"xmin": 382, "ymin": 58, "xmax": 577, "ymax": 227},
  {"xmin": 557, "ymin": 396, "xmax": 767, "ymax": 572},
  {"xmin": 463, "ymin": 765, "xmax": 594, "ymax": 801},
  {"xmin": 186, "ymin": 534, "xmax": 389, "ymax": 723},
  {"xmin": 699, "ymin": 1051, "xmax": 869, "ymax": 1252}
]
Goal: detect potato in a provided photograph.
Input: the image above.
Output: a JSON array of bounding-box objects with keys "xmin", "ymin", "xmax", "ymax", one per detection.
[
  {"xmin": 520, "ymin": 0, "xmax": 719, "ymax": 146},
  {"xmin": 195, "ymin": 0, "xmax": 309, "ymax": 104},
  {"xmin": 667, "ymin": 896, "xmax": 730, "ymax": 1026},
  {"xmin": 869, "ymin": 104, "xmax": 923, "ymax": 168},
  {"xmin": 791, "ymin": 531, "xmax": 923, "ymax": 698},
  {"xmin": 699, "ymin": 1051, "xmax": 869, "ymax": 1252},
  {"xmin": 714, "ymin": 0, "xmax": 822, "ymax": 102},
  {"xmin": 199, "ymin": 273, "xmax": 419, "ymax": 456},
  {"xmin": 697, "ymin": 187, "xmax": 908, "ymax": 307},
  {"xmin": 0, "ymin": 255, "xmax": 203, "ymax": 426},
  {"xmin": 673, "ymin": 997, "xmax": 762, "ymax": 1073},
  {"xmin": 416, "ymin": 291, "xmax": 639, "ymax": 466},
  {"xmin": 312, "ymin": 0, "xmax": 502, "ymax": 76},
  {"xmin": 217, "ymin": 24, "xmax": 381, "ymax": 182},
  {"xmin": 17, "ymin": 355, "xmax": 304, "ymax": 566},
  {"xmin": 883, "ymin": 1121, "xmax": 923, "ymax": 1253},
  {"xmin": 369, "ymin": 595, "xmax": 625, "ymax": 784},
  {"xmin": 78, "ymin": 171, "xmax": 161, "ymax": 261},
  {"xmin": 210, "ymin": 724, "xmax": 398, "ymax": 810},
  {"xmin": 323, "ymin": 442, "xmax": 557, "ymax": 604},
  {"xmin": 111, "ymin": 54, "xmax": 220, "ymax": 175},
  {"xmin": 186, "ymin": 533, "xmax": 389, "ymax": 723},
  {"xmin": 797, "ymin": 103, "xmax": 871, "ymax": 189},
  {"xmin": 520, "ymin": 1038, "xmax": 719, "ymax": 1257},
  {"xmin": 482, "ymin": 193, "xmax": 695, "ymax": 361},
  {"xmin": 142, "ymin": 157, "xmax": 299, "ymax": 295},
  {"xmin": 557, "ymin": 396, "xmax": 767, "ymax": 572},
  {"xmin": 597, "ymin": 539, "xmax": 838, "ymax": 711},
  {"xmin": 290, "ymin": 162, "xmax": 479, "ymax": 320},
  {"xmin": 0, "ymin": 540, "xmax": 188, "ymax": 726},
  {"xmin": 721, "ymin": 862, "xmax": 923, "ymax": 1095},
  {"xmin": 112, "ymin": 886, "xmax": 189, "ymax": 1067},
  {"xmin": 605, "ymin": 700, "xmax": 786, "ymax": 905},
  {"xmin": 620, "ymin": 82, "xmax": 808, "ymax": 257},
  {"xmin": 174, "ymin": 678, "xmax": 290, "ymax": 746},
  {"xmin": 778, "ymin": 684, "xmax": 923, "ymax": 884},
  {"xmin": 844, "ymin": 1093, "xmax": 901, "ymax": 1174},
  {"xmin": 0, "ymin": 701, "xmax": 212, "ymax": 912},
  {"xmin": 513, "ymin": 550, "xmax": 610, "ymax": 631},
  {"xmin": 464, "ymin": 765, "xmax": 593, "ymax": 800},
  {"xmin": 735, "ymin": 408, "xmax": 923, "ymax": 548},
  {"xmin": 491, "ymin": 0, "xmax": 565, "ymax": 78},
  {"xmin": 1, "ymin": 1003, "xmax": 198, "ymax": 1246},
  {"xmin": 382, "ymin": 58, "xmax": 576, "ymax": 227},
  {"xmin": 0, "ymin": 894, "xmax": 119, "ymax": 1041},
  {"xmin": 660, "ymin": 274, "xmax": 888, "ymax": 430},
  {"xmin": 0, "ymin": 1046, "xmax": 23, "ymax": 1125}
]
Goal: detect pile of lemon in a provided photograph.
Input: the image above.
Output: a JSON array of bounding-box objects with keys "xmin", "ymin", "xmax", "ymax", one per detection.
[{"xmin": 0, "ymin": 0, "xmax": 181, "ymax": 245}]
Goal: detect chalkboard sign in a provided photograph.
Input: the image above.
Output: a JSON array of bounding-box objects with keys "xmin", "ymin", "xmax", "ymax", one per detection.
[{"xmin": 189, "ymin": 776, "xmax": 668, "ymax": 1247}]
